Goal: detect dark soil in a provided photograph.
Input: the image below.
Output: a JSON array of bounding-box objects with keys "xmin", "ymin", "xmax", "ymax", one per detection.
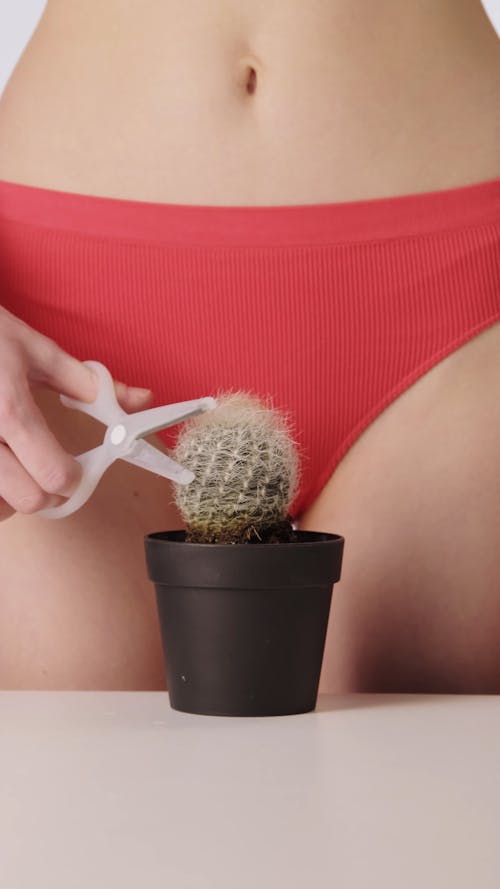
[{"xmin": 185, "ymin": 514, "xmax": 298, "ymax": 544}]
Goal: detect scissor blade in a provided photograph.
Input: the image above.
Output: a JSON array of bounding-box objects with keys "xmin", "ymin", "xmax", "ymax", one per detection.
[
  {"xmin": 121, "ymin": 439, "xmax": 194, "ymax": 484},
  {"xmin": 124, "ymin": 396, "xmax": 216, "ymax": 440}
]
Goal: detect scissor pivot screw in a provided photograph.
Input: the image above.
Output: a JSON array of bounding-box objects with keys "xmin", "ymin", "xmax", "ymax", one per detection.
[{"xmin": 110, "ymin": 424, "xmax": 127, "ymax": 445}]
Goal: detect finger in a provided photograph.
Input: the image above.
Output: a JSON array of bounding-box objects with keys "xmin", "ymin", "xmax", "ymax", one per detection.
[
  {"xmin": 30, "ymin": 337, "xmax": 99, "ymax": 403},
  {"xmin": 30, "ymin": 338, "xmax": 153, "ymax": 410},
  {"xmin": 114, "ymin": 382, "xmax": 154, "ymax": 412},
  {"xmin": 1, "ymin": 385, "xmax": 83, "ymax": 498},
  {"xmin": 0, "ymin": 443, "xmax": 64, "ymax": 514}
]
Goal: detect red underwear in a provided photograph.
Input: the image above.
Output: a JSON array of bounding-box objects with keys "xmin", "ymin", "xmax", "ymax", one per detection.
[{"xmin": 1, "ymin": 177, "xmax": 499, "ymax": 521}]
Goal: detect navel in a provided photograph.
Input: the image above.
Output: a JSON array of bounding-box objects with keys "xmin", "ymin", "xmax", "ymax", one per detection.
[
  {"xmin": 238, "ymin": 56, "xmax": 260, "ymax": 98},
  {"xmin": 245, "ymin": 65, "xmax": 257, "ymax": 95}
]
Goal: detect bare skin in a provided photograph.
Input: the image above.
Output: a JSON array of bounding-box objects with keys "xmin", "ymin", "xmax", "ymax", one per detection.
[{"xmin": 0, "ymin": 0, "xmax": 499, "ymax": 690}]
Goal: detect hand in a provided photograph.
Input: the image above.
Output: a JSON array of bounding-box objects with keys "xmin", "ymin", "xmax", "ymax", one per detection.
[{"xmin": 0, "ymin": 306, "xmax": 152, "ymax": 520}]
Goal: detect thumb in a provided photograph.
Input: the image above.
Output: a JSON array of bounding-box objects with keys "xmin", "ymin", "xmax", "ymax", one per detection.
[{"xmin": 114, "ymin": 381, "xmax": 154, "ymax": 412}]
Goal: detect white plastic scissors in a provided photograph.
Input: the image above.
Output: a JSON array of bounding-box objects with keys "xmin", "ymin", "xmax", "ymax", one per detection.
[{"xmin": 39, "ymin": 360, "xmax": 216, "ymax": 519}]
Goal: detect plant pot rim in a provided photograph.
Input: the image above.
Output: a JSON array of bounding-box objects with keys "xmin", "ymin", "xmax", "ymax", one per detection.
[
  {"xmin": 145, "ymin": 528, "xmax": 344, "ymax": 548},
  {"xmin": 145, "ymin": 529, "xmax": 344, "ymax": 589}
]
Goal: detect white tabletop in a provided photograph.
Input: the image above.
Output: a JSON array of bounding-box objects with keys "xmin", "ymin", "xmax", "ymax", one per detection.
[{"xmin": 0, "ymin": 692, "xmax": 498, "ymax": 888}]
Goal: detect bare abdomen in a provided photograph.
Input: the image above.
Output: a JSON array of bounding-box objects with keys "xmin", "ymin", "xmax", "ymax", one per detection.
[{"xmin": 0, "ymin": 0, "xmax": 499, "ymax": 204}]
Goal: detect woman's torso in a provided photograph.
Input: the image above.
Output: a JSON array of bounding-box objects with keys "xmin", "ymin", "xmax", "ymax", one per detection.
[{"xmin": 0, "ymin": 0, "xmax": 499, "ymax": 204}]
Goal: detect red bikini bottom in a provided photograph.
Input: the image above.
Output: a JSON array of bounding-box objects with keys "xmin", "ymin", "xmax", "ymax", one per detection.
[{"xmin": 1, "ymin": 176, "xmax": 499, "ymax": 520}]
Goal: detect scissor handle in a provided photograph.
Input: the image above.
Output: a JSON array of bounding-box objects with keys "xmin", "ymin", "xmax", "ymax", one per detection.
[
  {"xmin": 38, "ymin": 446, "xmax": 115, "ymax": 519},
  {"xmin": 39, "ymin": 361, "xmax": 126, "ymax": 518}
]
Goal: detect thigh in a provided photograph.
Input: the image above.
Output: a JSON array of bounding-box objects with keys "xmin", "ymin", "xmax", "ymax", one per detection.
[
  {"xmin": 298, "ymin": 321, "xmax": 500, "ymax": 694},
  {"xmin": 0, "ymin": 387, "xmax": 184, "ymax": 689}
]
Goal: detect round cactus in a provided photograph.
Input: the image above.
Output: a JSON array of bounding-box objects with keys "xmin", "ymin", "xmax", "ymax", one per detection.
[{"xmin": 170, "ymin": 390, "xmax": 302, "ymax": 543}]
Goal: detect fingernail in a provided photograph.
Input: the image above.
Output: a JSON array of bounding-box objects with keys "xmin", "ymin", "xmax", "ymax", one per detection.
[{"xmin": 131, "ymin": 387, "xmax": 152, "ymax": 397}]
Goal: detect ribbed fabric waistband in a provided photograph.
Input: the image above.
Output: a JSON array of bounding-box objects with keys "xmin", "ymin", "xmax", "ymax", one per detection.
[{"xmin": 0, "ymin": 176, "xmax": 499, "ymax": 247}]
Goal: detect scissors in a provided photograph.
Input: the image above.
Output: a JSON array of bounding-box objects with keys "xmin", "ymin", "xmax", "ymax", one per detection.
[{"xmin": 39, "ymin": 360, "xmax": 216, "ymax": 519}]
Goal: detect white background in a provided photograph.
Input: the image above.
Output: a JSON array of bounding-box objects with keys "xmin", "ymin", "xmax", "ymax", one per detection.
[{"xmin": 0, "ymin": 0, "xmax": 499, "ymax": 97}]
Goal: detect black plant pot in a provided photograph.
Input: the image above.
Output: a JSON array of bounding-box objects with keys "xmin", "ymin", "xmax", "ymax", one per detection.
[{"xmin": 144, "ymin": 529, "xmax": 344, "ymax": 717}]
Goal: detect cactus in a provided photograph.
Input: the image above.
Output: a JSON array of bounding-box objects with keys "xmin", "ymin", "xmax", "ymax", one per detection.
[{"xmin": 170, "ymin": 390, "xmax": 302, "ymax": 543}]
